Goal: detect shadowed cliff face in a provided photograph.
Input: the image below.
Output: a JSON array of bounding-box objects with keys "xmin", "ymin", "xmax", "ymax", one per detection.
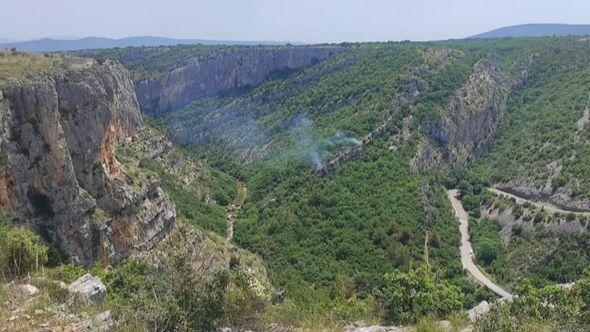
[
  {"xmin": 0, "ymin": 59, "xmax": 176, "ymax": 265},
  {"xmin": 134, "ymin": 46, "xmax": 342, "ymax": 116}
]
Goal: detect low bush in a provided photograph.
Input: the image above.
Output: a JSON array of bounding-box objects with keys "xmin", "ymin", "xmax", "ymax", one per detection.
[
  {"xmin": 106, "ymin": 258, "xmax": 229, "ymax": 331},
  {"xmin": 47, "ymin": 263, "xmax": 86, "ymax": 283}
]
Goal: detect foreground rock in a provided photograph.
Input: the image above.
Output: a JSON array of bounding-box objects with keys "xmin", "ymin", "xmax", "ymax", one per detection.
[
  {"xmin": 0, "ymin": 56, "xmax": 176, "ymax": 264},
  {"xmin": 18, "ymin": 284, "xmax": 40, "ymax": 297},
  {"xmin": 1, "ymin": 279, "xmax": 115, "ymax": 331},
  {"xmin": 68, "ymin": 274, "xmax": 106, "ymax": 306}
]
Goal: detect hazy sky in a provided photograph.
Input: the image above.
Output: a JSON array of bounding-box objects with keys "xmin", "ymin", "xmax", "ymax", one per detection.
[{"xmin": 2, "ymin": 0, "xmax": 589, "ymax": 43}]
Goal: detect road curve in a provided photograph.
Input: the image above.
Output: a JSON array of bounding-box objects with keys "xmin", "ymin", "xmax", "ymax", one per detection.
[
  {"xmin": 447, "ymin": 189, "xmax": 514, "ymax": 299},
  {"xmin": 488, "ymin": 188, "xmax": 590, "ymax": 217}
]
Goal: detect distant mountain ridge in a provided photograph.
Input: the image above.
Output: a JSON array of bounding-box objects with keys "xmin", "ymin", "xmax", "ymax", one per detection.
[
  {"xmin": 471, "ymin": 23, "xmax": 590, "ymax": 39},
  {"xmin": 0, "ymin": 36, "xmax": 300, "ymax": 52}
]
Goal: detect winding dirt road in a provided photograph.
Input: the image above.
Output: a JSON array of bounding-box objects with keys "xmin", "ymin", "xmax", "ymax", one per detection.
[
  {"xmin": 447, "ymin": 189, "xmax": 514, "ymax": 299},
  {"xmin": 488, "ymin": 188, "xmax": 590, "ymax": 216}
]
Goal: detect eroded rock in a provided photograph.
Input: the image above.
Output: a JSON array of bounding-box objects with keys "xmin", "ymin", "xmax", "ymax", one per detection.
[{"xmin": 68, "ymin": 274, "xmax": 106, "ymax": 306}]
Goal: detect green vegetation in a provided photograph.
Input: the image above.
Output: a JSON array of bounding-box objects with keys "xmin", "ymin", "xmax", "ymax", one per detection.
[
  {"xmin": 92, "ymin": 45, "xmax": 498, "ymax": 323},
  {"xmin": 138, "ymin": 157, "xmax": 231, "ymax": 234},
  {"xmin": 452, "ymin": 39, "xmax": 590, "ymax": 288},
  {"xmin": 106, "ymin": 259, "xmax": 229, "ymax": 330},
  {"xmin": 0, "ymin": 213, "xmax": 269, "ymax": 330},
  {"xmin": 115, "ymin": 126, "xmax": 237, "ymax": 235},
  {"xmin": 0, "ymin": 213, "xmax": 47, "ymax": 278},
  {"xmin": 470, "ymin": 218, "xmax": 503, "ymax": 268},
  {"xmin": 374, "ymin": 268, "xmax": 463, "ymax": 324},
  {"xmin": 475, "ymin": 274, "xmax": 590, "ymax": 331},
  {"xmin": 470, "ymin": 213, "xmax": 590, "ymax": 288},
  {"xmin": 106, "ymin": 42, "xmax": 507, "ymax": 324},
  {"xmin": 463, "ymin": 38, "xmax": 590, "ymax": 201}
]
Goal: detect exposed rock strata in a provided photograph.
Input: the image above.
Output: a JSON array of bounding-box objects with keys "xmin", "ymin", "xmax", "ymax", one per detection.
[{"xmin": 0, "ymin": 59, "xmax": 176, "ymax": 265}]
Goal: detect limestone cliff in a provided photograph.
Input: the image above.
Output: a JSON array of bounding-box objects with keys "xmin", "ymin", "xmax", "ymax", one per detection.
[
  {"xmin": 133, "ymin": 46, "xmax": 341, "ymax": 116},
  {"xmin": 415, "ymin": 58, "xmax": 509, "ymax": 169},
  {"xmin": 0, "ymin": 58, "xmax": 176, "ymax": 265}
]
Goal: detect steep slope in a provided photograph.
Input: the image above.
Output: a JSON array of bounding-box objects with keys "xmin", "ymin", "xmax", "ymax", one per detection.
[
  {"xmin": 416, "ymin": 58, "xmax": 508, "ymax": 169},
  {"xmin": 0, "ymin": 55, "xmax": 175, "ymax": 264},
  {"xmin": 0, "ymin": 53, "xmax": 276, "ymax": 331},
  {"xmin": 81, "ymin": 45, "xmax": 342, "ymax": 116},
  {"xmin": 69, "ymin": 38, "xmax": 590, "ymax": 326},
  {"xmin": 0, "ymin": 52, "xmax": 266, "ymax": 280},
  {"xmin": 115, "ymin": 125, "xmax": 237, "ymax": 235}
]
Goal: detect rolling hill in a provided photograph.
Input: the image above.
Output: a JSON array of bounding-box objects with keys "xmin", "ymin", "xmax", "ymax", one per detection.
[
  {"xmin": 471, "ymin": 23, "xmax": 590, "ymax": 39},
  {"xmin": 0, "ymin": 36, "xmax": 299, "ymax": 52}
]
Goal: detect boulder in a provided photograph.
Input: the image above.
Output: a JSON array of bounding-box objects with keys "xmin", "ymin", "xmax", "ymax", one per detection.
[
  {"xmin": 68, "ymin": 274, "xmax": 106, "ymax": 306},
  {"xmin": 18, "ymin": 284, "xmax": 39, "ymax": 297},
  {"xmin": 468, "ymin": 300, "xmax": 490, "ymax": 322}
]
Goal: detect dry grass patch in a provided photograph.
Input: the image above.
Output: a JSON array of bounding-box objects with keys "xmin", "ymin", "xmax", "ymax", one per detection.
[{"xmin": 0, "ymin": 50, "xmax": 53, "ymax": 85}]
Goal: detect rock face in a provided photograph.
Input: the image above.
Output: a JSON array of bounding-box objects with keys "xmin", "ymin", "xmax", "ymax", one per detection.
[
  {"xmin": 0, "ymin": 59, "xmax": 176, "ymax": 265},
  {"xmin": 416, "ymin": 58, "xmax": 509, "ymax": 169},
  {"xmin": 134, "ymin": 46, "xmax": 341, "ymax": 116},
  {"xmin": 68, "ymin": 274, "xmax": 106, "ymax": 306}
]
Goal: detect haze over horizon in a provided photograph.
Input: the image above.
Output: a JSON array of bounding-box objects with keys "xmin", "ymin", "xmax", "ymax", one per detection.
[{"xmin": 2, "ymin": 0, "xmax": 589, "ymax": 43}]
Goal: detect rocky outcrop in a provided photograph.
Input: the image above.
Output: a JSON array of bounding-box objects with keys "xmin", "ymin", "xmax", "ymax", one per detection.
[
  {"xmin": 134, "ymin": 46, "xmax": 341, "ymax": 116},
  {"xmin": 0, "ymin": 58, "xmax": 176, "ymax": 265},
  {"xmin": 68, "ymin": 274, "xmax": 106, "ymax": 306},
  {"xmin": 415, "ymin": 58, "xmax": 509, "ymax": 169},
  {"xmin": 468, "ymin": 300, "xmax": 491, "ymax": 322}
]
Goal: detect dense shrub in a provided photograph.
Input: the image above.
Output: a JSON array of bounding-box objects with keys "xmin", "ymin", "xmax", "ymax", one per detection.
[
  {"xmin": 47, "ymin": 263, "xmax": 87, "ymax": 283},
  {"xmin": 374, "ymin": 268, "xmax": 462, "ymax": 324},
  {"xmin": 475, "ymin": 275, "xmax": 590, "ymax": 331},
  {"xmin": 0, "ymin": 215, "xmax": 47, "ymax": 278}
]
